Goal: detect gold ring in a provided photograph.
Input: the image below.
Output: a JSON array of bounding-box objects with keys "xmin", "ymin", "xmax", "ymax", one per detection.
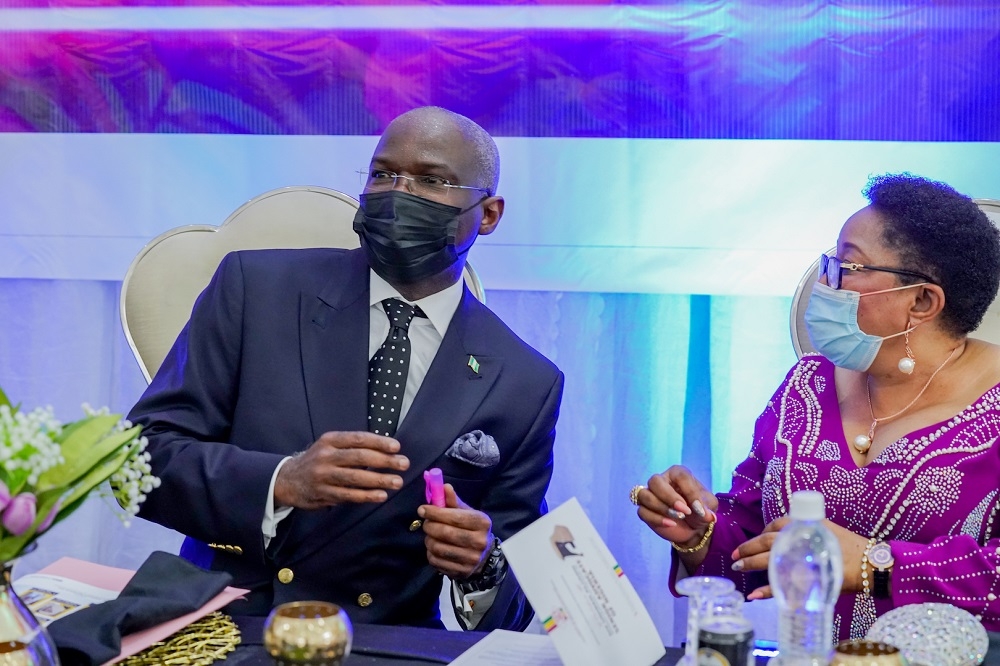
[{"xmin": 629, "ymin": 484, "xmax": 645, "ymax": 506}]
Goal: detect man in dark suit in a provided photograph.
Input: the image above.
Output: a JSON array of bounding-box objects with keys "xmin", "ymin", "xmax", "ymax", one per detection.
[{"xmin": 128, "ymin": 106, "xmax": 563, "ymax": 631}]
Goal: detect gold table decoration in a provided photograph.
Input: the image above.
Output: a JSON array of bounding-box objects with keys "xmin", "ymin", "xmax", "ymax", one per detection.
[
  {"xmin": 831, "ymin": 639, "xmax": 907, "ymax": 666},
  {"xmin": 263, "ymin": 601, "xmax": 352, "ymax": 666},
  {"xmin": 120, "ymin": 611, "xmax": 240, "ymax": 666}
]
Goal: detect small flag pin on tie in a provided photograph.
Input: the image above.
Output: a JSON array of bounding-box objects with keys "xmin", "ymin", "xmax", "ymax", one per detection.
[{"xmin": 468, "ymin": 355, "xmax": 481, "ymax": 374}]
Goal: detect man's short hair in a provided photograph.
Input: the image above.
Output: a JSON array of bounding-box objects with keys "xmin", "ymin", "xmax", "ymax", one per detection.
[{"xmin": 395, "ymin": 107, "xmax": 500, "ymax": 196}]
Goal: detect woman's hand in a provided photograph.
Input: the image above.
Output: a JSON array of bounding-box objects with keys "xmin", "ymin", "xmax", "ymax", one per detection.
[
  {"xmin": 635, "ymin": 466, "xmax": 718, "ymax": 563},
  {"xmin": 733, "ymin": 517, "xmax": 870, "ymax": 600}
]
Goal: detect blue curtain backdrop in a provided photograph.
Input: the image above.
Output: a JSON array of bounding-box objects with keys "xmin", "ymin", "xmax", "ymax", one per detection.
[{"xmin": 1, "ymin": 0, "xmax": 999, "ymax": 645}]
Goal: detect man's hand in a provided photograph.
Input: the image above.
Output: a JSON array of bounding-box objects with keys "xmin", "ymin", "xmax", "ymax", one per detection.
[
  {"xmin": 419, "ymin": 484, "xmax": 493, "ymax": 580},
  {"xmin": 273, "ymin": 431, "xmax": 410, "ymax": 510},
  {"xmin": 734, "ymin": 517, "xmax": 869, "ymax": 600}
]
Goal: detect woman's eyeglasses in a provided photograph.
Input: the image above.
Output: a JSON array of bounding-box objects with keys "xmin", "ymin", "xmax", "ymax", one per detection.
[{"xmin": 819, "ymin": 254, "xmax": 937, "ymax": 290}]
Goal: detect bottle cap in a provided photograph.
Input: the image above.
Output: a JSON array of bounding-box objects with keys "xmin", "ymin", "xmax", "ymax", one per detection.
[{"xmin": 789, "ymin": 490, "xmax": 826, "ymax": 521}]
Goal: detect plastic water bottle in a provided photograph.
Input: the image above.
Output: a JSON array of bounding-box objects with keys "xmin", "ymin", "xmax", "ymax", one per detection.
[{"xmin": 769, "ymin": 490, "xmax": 843, "ymax": 665}]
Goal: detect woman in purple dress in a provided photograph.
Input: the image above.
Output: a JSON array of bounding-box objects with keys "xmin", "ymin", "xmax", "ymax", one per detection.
[{"xmin": 634, "ymin": 173, "xmax": 1000, "ymax": 640}]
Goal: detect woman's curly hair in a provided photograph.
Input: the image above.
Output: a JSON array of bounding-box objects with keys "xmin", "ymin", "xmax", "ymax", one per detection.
[{"xmin": 865, "ymin": 173, "xmax": 1000, "ymax": 337}]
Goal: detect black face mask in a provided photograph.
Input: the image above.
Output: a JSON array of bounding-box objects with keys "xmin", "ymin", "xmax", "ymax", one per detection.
[{"xmin": 353, "ymin": 190, "xmax": 482, "ymax": 285}]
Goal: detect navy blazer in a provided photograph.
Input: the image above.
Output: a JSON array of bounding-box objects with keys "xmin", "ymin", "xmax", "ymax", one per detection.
[{"xmin": 129, "ymin": 248, "xmax": 564, "ymax": 630}]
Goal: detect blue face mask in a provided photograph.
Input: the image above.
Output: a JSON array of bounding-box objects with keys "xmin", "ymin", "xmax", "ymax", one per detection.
[{"xmin": 804, "ymin": 281, "xmax": 922, "ymax": 371}]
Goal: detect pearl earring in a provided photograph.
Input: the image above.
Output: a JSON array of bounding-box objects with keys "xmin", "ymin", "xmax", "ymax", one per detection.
[{"xmin": 898, "ymin": 326, "xmax": 916, "ymax": 374}]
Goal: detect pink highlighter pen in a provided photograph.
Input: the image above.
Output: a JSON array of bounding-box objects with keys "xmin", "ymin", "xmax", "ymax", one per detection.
[{"xmin": 424, "ymin": 468, "xmax": 446, "ymax": 507}]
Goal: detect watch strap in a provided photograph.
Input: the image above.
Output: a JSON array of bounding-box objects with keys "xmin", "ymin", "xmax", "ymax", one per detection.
[
  {"xmin": 873, "ymin": 567, "xmax": 891, "ymax": 598},
  {"xmin": 457, "ymin": 536, "xmax": 506, "ymax": 593}
]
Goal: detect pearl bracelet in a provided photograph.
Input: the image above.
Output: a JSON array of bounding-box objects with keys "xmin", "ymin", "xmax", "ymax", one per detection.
[
  {"xmin": 861, "ymin": 537, "xmax": 876, "ymax": 596},
  {"xmin": 672, "ymin": 520, "xmax": 716, "ymax": 554}
]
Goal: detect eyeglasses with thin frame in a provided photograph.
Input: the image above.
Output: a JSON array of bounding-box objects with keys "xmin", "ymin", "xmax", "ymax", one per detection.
[
  {"xmin": 358, "ymin": 169, "xmax": 491, "ymax": 198},
  {"xmin": 819, "ymin": 254, "xmax": 937, "ymax": 290}
]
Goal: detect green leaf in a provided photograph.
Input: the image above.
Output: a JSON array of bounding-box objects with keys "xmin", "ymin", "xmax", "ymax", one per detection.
[
  {"xmin": 0, "ymin": 536, "xmax": 31, "ymax": 563},
  {"xmin": 3, "ymin": 469, "xmax": 31, "ymax": 496},
  {"xmin": 36, "ymin": 420, "xmax": 138, "ymax": 492},
  {"xmin": 56, "ymin": 414, "xmax": 121, "ymax": 454},
  {"xmin": 57, "ymin": 443, "xmax": 136, "ymax": 514},
  {"xmin": 0, "ymin": 386, "xmax": 9, "ymax": 408}
]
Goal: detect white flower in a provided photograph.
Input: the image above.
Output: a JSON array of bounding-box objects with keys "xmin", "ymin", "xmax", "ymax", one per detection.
[
  {"xmin": 0, "ymin": 405, "xmax": 64, "ymax": 486},
  {"xmin": 109, "ymin": 435, "xmax": 160, "ymax": 519}
]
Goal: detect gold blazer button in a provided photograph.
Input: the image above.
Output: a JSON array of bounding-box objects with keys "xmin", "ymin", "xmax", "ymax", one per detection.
[
  {"xmin": 277, "ymin": 568, "xmax": 294, "ymax": 584},
  {"xmin": 408, "ymin": 519, "xmax": 423, "ymax": 532},
  {"xmin": 357, "ymin": 593, "xmax": 373, "ymax": 607}
]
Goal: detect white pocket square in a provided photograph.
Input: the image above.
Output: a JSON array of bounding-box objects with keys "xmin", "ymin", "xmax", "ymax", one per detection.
[{"xmin": 446, "ymin": 430, "xmax": 500, "ymax": 468}]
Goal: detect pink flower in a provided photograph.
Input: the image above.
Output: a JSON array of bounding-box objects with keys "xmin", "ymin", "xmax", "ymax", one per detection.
[
  {"xmin": 0, "ymin": 480, "xmax": 9, "ymax": 512},
  {"xmin": 3, "ymin": 493, "xmax": 37, "ymax": 536}
]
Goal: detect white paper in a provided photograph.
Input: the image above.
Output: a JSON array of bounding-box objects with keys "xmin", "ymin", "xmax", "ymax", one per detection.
[
  {"xmin": 501, "ymin": 498, "xmax": 666, "ymax": 666},
  {"xmin": 13, "ymin": 573, "xmax": 118, "ymax": 625},
  {"xmin": 449, "ymin": 630, "xmax": 562, "ymax": 666}
]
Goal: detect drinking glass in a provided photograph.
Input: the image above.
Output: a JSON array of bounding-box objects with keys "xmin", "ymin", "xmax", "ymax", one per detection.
[
  {"xmin": 675, "ymin": 576, "xmax": 736, "ymax": 665},
  {"xmin": 703, "ymin": 589, "xmax": 745, "ymax": 622}
]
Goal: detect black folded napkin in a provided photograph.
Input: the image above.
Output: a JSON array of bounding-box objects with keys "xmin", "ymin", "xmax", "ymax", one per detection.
[{"xmin": 47, "ymin": 550, "xmax": 233, "ymax": 666}]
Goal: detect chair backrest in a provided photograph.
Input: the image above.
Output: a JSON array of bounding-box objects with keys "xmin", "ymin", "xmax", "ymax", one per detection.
[
  {"xmin": 121, "ymin": 186, "xmax": 487, "ymax": 383},
  {"xmin": 789, "ymin": 198, "xmax": 1000, "ymax": 358}
]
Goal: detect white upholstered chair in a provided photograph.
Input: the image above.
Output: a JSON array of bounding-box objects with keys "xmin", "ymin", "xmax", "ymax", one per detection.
[
  {"xmin": 789, "ymin": 199, "xmax": 1000, "ymax": 357},
  {"xmin": 121, "ymin": 186, "xmax": 487, "ymax": 382}
]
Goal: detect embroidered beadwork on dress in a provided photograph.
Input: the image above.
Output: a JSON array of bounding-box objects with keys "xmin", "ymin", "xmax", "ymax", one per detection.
[
  {"xmin": 761, "ymin": 457, "xmax": 785, "ymax": 519},
  {"xmin": 963, "ymin": 491, "xmax": 998, "ymax": 542},
  {"xmin": 873, "ymin": 437, "xmax": 911, "ymax": 465},
  {"xmin": 818, "ymin": 466, "xmax": 868, "ymax": 526},
  {"xmin": 816, "ymin": 438, "xmax": 841, "ymax": 461},
  {"xmin": 985, "ymin": 494, "xmax": 1000, "ymax": 541},
  {"xmin": 871, "ymin": 441, "xmax": 994, "ymax": 542},
  {"xmin": 750, "ymin": 356, "xmax": 1000, "ymax": 640},
  {"xmin": 910, "ymin": 468, "xmax": 962, "ymax": 517},
  {"xmin": 793, "ymin": 364, "xmax": 823, "ymax": 459},
  {"xmin": 850, "ymin": 592, "xmax": 878, "ymax": 640},
  {"xmin": 774, "ymin": 358, "xmax": 823, "ymax": 515},
  {"xmin": 794, "ymin": 461, "xmax": 819, "ymax": 488}
]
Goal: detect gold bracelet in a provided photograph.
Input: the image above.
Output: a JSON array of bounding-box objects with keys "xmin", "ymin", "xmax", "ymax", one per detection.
[
  {"xmin": 672, "ymin": 520, "xmax": 716, "ymax": 553},
  {"xmin": 860, "ymin": 537, "xmax": 876, "ymax": 596}
]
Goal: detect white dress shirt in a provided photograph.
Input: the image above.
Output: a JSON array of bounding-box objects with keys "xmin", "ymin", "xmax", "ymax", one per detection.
[
  {"xmin": 366, "ymin": 270, "xmax": 463, "ymax": 424},
  {"xmin": 261, "ymin": 269, "xmax": 495, "ymax": 627}
]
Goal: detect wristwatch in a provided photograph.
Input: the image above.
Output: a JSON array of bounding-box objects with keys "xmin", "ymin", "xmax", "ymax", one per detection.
[
  {"xmin": 458, "ymin": 537, "xmax": 507, "ymax": 593},
  {"xmin": 868, "ymin": 541, "xmax": 894, "ymax": 599}
]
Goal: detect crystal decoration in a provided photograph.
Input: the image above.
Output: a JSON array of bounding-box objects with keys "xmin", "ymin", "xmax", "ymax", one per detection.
[{"xmin": 866, "ymin": 602, "xmax": 987, "ymax": 666}]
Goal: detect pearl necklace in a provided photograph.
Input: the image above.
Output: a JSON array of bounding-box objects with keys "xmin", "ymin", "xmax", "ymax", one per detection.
[{"xmin": 853, "ymin": 344, "xmax": 962, "ymax": 453}]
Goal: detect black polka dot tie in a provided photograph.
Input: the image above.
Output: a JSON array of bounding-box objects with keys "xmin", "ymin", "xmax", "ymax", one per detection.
[{"xmin": 368, "ymin": 298, "xmax": 425, "ymax": 437}]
